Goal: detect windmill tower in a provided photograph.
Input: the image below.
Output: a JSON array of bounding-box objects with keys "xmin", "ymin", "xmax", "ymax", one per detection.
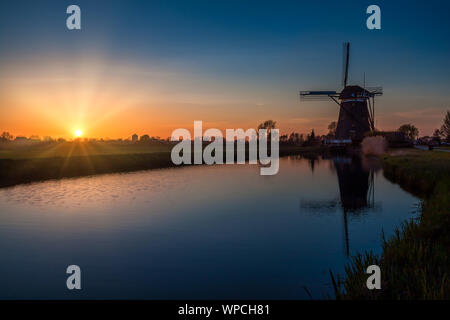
[{"xmin": 300, "ymin": 43, "xmax": 383, "ymax": 143}]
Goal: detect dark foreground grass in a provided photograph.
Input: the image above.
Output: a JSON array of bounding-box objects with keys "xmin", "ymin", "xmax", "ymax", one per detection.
[
  {"xmin": 335, "ymin": 149, "xmax": 450, "ymax": 299},
  {"xmin": 0, "ymin": 152, "xmax": 176, "ymax": 188}
]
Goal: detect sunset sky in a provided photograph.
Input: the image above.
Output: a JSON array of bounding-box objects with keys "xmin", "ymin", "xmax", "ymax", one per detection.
[{"xmin": 1, "ymin": 0, "xmax": 449, "ymax": 139}]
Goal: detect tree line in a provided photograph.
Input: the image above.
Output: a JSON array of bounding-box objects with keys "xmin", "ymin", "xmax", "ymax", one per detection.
[{"xmin": 2, "ymin": 110, "xmax": 450, "ymax": 144}]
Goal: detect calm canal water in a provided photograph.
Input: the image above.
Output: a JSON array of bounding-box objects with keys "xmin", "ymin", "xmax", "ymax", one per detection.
[{"xmin": 0, "ymin": 155, "xmax": 419, "ymax": 299}]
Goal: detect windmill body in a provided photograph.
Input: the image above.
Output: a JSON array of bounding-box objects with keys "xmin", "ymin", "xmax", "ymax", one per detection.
[{"xmin": 336, "ymin": 85, "xmax": 372, "ymax": 142}]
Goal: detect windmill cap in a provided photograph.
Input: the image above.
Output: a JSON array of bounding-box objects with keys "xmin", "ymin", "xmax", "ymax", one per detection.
[{"xmin": 339, "ymin": 85, "xmax": 371, "ymax": 99}]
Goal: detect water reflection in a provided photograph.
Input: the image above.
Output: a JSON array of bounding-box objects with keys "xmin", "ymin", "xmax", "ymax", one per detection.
[
  {"xmin": 0, "ymin": 156, "xmax": 417, "ymax": 299},
  {"xmin": 301, "ymin": 155, "xmax": 382, "ymax": 256}
]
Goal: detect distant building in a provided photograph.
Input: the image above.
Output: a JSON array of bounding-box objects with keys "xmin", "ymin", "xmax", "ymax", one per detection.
[
  {"xmin": 132, "ymin": 133, "xmax": 138, "ymax": 142},
  {"xmin": 12, "ymin": 136, "xmax": 29, "ymax": 145}
]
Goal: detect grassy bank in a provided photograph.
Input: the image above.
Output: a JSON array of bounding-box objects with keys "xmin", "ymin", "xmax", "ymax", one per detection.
[
  {"xmin": 0, "ymin": 141, "xmax": 175, "ymax": 187},
  {"xmin": 336, "ymin": 149, "xmax": 450, "ymax": 299},
  {"xmin": 0, "ymin": 152, "xmax": 176, "ymax": 188},
  {"xmin": 0, "ymin": 141, "xmax": 327, "ymax": 188},
  {"xmin": 0, "ymin": 140, "xmax": 173, "ymax": 159}
]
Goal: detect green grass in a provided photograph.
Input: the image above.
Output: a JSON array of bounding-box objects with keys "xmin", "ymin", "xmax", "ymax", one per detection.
[
  {"xmin": 0, "ymin": 141, "xmax": 326, "ymax": 160},
  {"xmin": 0, "ymin": 152, "xmax": 176, "ymax": 188},
  {"xmin": 0, "ymin": 141, "xmax": 325, "ymax": 188},
  {"xmin": 335, "ymin": 149, "xmax": 450, "ymax": 299},
  {"xmin": 0, "ymin": 141, "xmax": 173, "ymax": 159}
]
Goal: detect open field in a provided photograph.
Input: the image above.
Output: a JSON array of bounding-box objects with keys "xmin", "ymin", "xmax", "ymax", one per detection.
[
  {"xmin": 336, "ymin": 149, "xmax": 450, "ymax": 299},
  {"xmin": 0, "ymin": 141, "xmax": 173, "ymax": 160},
  {"xmin": 0, "ymin": 141, "xmax": 326, "ymax": 188}
]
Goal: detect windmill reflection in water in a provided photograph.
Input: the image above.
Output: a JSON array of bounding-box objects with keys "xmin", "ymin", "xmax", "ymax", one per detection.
[{"xmin": 300, "ymin": 155, "xmax": 380, "ymax": 256}]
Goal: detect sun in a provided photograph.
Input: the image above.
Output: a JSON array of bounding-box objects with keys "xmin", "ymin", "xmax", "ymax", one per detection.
[{"xmin": 74, "ymin": 129, "xmax": 83, "ymax": 137}]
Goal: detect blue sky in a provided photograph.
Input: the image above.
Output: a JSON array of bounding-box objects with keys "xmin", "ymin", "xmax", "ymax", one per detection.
[{"xmin": 1, "ymin": 0, "xmax": 449, "ymax": 137}]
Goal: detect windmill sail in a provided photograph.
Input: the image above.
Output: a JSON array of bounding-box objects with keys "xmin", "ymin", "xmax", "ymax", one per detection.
[
  {"xmin": 299, "ymin": 91, "xmax": 338, "ymax": 101},
  {"xmin": 342, "ymin": 42, "xmax": 350, "ymax": 87}
]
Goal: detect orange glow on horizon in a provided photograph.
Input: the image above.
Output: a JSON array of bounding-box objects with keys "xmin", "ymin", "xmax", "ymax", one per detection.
[{"xmin": 0, "ymin": 55, "xmax": 445, "ymax": 139}]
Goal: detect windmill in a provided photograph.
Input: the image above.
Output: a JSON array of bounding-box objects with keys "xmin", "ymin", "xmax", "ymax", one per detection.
[{"xmin": 300, "ymin": 42, "xmax": 383, "ymax": 143}]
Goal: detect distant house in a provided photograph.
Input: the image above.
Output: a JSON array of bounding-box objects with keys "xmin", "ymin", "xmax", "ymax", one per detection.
[
  {"xmin": 132, "ymin": 133, "xmax": 138, "ymax": 143},
  {"xmin": 12, "ymin": 136, "xmax": 29, "ymax": 145}
]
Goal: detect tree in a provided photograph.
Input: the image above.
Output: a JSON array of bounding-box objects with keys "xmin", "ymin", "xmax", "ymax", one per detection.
[
  {"xmin": 398, "ymin": 124, "xmax": 419, "ymax": 140},
  {"xmin": 0, "ymin": 132, "xmax": 14, "ymax": 142},
  {"xmin": 287, "ymin": 132, "xmax": 303, "ymax": 145},
  {"xmin": 140, "ymin": 134, "xmax": 150, "ymax": 142},
  {"xmin": 257, "ymin": 120, "xmax": 276, "ymax": 132},
  {"xmin": 257, "ymin": 120, "xmax": 277, "ymax": 139},
  {"xmin": 304, "ymin": 129, "xmax": 318, "ymax": 146},
  {"xmin": 441, "ymin": 110, "xmax": 450, "ymax": 141},
  {"xmin": 309, "ymin": 129, "xmax": 316, "ymax": 141},
  {"xmin": 327, "ymin": 121, "xmax": 337, "ymax": 137},
  {"xmin": 297, "ymin": 133, "xmax": 304, "ymax": 144},
  {"xmin": 280, "ymin": 134, "xmax": 288, "ymax": 144},
  {"xmin": 433, "ymin": 128, "xmax": 443, "ymax": 139}
]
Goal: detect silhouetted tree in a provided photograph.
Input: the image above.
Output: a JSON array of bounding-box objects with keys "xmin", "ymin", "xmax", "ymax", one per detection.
[
  {"xmin": 257, "ymin": 120, "xmax": 277, "ymax": 139},
  {"xmin": 433, "ymin": 128, "xmax": 443, "ymax": 141},
  {"xmin": 0, "ymin": 132, "xmax": 14, "ymax": 142},
  {"xmin": 140, "ymin": 134, "xmax": 150, "ymax": 142},
  {"xmin": 310, "ymin": 129, "xmax": 316, "ymax": 140},
  {"xmin": 398, "ymin": 124, "xmax": 419, "ymax": 140},
  {"xmin": 304, "ymin": 129, "xmax": 319, "ymax": 146},
  {"xmin": 441, "ymin": 110, "xmax": 450, "ymax": 141},
  {"xmin": 286, "ymin": 132, "xmax": 303, "ymax": 145},
  {"xmin": 288, "ymin": 132, "xmax": 295, "ymax": 143},
  {"xmin": 327, "ymin": 121, "xmax": 337, "ymax": 137}
]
